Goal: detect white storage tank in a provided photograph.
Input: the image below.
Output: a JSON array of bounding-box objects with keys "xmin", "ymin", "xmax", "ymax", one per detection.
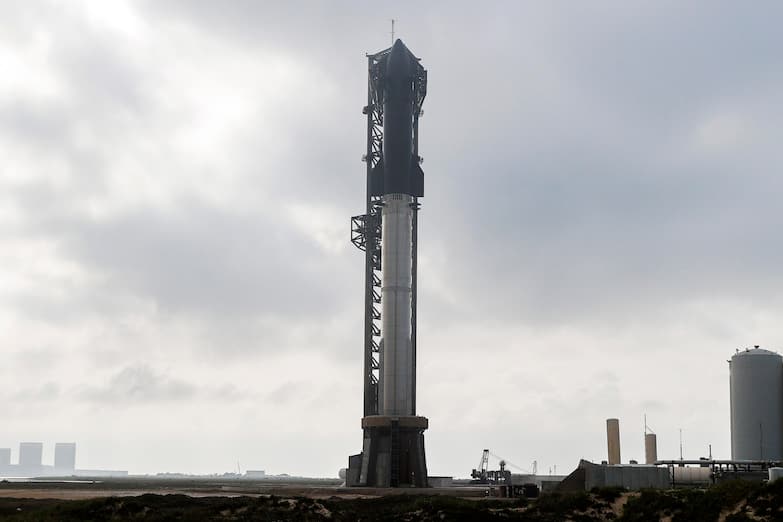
[
  {"xmin": 769, "ymin": 467, "xmax": 783, "ymax": 483},
  {"xmin": 730, "ymin": 347, "xmax": 783, "ymax": 460}
]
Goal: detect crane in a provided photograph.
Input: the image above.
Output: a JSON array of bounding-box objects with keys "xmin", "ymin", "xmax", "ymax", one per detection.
[
  {"xmin": 471, "ymin": 449, "xmax": 490, "ymax": 481},
  {"xmin": 471, "ymin": 449, "xmax": 519, "ymax": 484},
  {"xmin": 470, "ymin": 448, "xmax": 541, "ymax": 499}
]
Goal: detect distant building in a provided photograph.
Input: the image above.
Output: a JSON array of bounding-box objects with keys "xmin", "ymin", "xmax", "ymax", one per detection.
[
  {"xmin": 0, "ymin": 448, "xmax": 10, "ymax": 467},
  {"xmin": 0, "ymin": 442, "xmax": 126, "ymax": 478},
  {"xmin": 558, "ymin": 460, "xmax": 669, "ymax": 491},
  {"xmin": 245, "ymin": 470, "xmax": 266, "ymax": 478},
  {"xmin": 19, "ymin": 442, "xmax": 43, "ymax": 468},
  {"xmin": 54, "ymin": 443, "xmax": 76, "ymax": 472}
]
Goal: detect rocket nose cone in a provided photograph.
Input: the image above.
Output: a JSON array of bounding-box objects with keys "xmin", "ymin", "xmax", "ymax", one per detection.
[{"xmin": 387, "ymin": 39, "xmax": 411, "ymax": 76}]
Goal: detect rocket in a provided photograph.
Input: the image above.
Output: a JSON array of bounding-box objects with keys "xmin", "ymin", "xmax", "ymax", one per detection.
[
  {"xmin": 348, "ymin": 37, "xmax": 428, "ymax": 488},
  {"xmin": 370, "ymin": 39, "xmax": 424, "ymax": 198},
  {"xmin": 372, "ymin": 39, "xmax": 423, "ymax": 417}
]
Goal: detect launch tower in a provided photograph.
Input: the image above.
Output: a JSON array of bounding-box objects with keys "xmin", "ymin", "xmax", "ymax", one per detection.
[{"xmin": 348, "ymin": 39, "xmax": 428, "ymax": 488}]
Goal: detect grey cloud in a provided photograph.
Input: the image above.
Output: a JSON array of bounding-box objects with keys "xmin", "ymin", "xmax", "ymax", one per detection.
[
  {"xmin": 74, "ymin": 364, "xmax": 267, "ymax": 406},
  {"xmin": 11, "ymin": 382, "xmax": 61, "ymax": 402},
  {"xmin": 266, "ymin": 381, "xmax": 305, "ymax": 405},
  {"xmin": 0, "ymin": 98, "xmax": 74, "ymax": 146},
  {"xmin": 56, "ymin": 202, "xmax": 350, "ymax": 318},
  {"xmin": 213, "ymin": 384, "xmax": 251, "ymax": 401},
  {"xmin": 79, "ymin": 364, "xmax": 195, "ymax": 403},
  {"xmin": 5, "ymin": 185, "xmax": 362, "ymax": 359},
  {"xmin": 69, "ymin": 363, "xmax": 256, "ymax": 406},
  {"xmin": 144, "ymin": 0, "xmax": 783, "ymax": 328}
]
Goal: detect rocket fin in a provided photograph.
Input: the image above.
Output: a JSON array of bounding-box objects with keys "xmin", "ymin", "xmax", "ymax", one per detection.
[
  {"xmin": 370, "ymin": 162, "xmax": 385, "ymax": 196},
  {"xmin": 411, "ymin": 158, "xmax": 424, "ymax": 197}
]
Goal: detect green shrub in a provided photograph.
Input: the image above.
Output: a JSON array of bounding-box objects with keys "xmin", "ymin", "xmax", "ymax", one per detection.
[
  {"xmin": 620, "ymin": 489, "xmax": 682, "ymax": 521},
  {"xmin": 591, "ymin": 486, "xmax": 625, "ymax": 503}
]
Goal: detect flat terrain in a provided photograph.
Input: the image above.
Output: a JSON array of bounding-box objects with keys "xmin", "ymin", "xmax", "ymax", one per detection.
[
  {"xmin": 0, "ymin": 477, "xmax": 491, "ymax": 500},
  {"xmin": 0, "ymin": 478, "xmax": 781, "ymax": 520}
]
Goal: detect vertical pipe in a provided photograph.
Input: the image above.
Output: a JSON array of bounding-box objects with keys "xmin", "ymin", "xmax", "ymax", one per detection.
[
  {"xmin": 411, "ymin": 199, "xmax": 417, "ymax": 415},
  {"xmin": 607, "ymin": 418, "xmax": 621, "ymax": 465}
]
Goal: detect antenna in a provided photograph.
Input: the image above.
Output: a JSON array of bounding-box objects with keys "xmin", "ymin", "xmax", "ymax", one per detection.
[
  {"xmin": 679, "ymin": 429, "xmax": 683, "ymax": 460},
  {"xmin": 390, "ymin": 19, "xmax": 395, "ymax": 45}
]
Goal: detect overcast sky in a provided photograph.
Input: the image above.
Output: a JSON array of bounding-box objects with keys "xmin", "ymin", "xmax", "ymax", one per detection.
[{"xmin": 2, "ymin": 0, "xmax": 783, "ymax": 477}]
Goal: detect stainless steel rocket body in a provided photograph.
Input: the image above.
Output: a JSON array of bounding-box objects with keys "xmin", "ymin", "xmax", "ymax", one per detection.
[{"xmin": 380, "ymin": 193, "xmax": 414, "ymax": 416}]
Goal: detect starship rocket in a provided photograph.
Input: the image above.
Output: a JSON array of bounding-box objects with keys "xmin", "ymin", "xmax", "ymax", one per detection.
[
  {"xmin": 348, "ymin": 39, "xmax": 429, "ymax": 488},
  {"xmin": 372, "ymin": 39, "xmax": 424, "ymax": 417}
]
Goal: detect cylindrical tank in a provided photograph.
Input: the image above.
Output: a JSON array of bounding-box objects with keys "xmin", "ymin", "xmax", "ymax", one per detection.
[
  {"xmin": 645, "ymin": 433, "xmax": 658, "ymax": 465},
  {"xmin": 672, "ymin": 466, "xmax": 711, "ymax": 484},
  {"xmin": 730, "ymin": 348, "xmax": 783, "ymax": 460},
  {"xmin": 769, "ymin": 468, "xmax": 783, "ymax": 483},
  {"xmin": 607, "ymin": 418, "xmax": 621, "ymax": 465}
]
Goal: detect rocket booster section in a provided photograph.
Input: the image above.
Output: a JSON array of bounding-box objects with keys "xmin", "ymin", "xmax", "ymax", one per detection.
[
  {"xmin": 370, "ymin": 39, "xmax": 424, "ymax": 197},
  {"xmin": 380, "ymin": 193, "xmax": 414, "ymax": 416}
]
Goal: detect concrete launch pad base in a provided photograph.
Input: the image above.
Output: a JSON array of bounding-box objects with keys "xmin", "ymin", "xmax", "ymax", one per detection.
[{"xmin": 347, "ymin": 416, "xmax": 428, "ymax": 488}]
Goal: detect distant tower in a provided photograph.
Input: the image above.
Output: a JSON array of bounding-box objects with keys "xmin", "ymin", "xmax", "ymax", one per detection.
[
  {"xmin": 0, "ymin": 448, "xmax": 10, "ymax": 467},
  {"xmin": 645, "ymin": 433, "xmax": 658, "ymax": 464},
  {"xmin": 644, "ymin": 416, "xmax": 657, "ymax": 465},
  {"xmin": 54, "ymin": 443, "xmax": 76, "ymax": 472},
  {"xmin": 19, "ymin": 442, "xmax": 43, "ymax": 469},
  {"xmin": 348, "ymin": 39, "xmax": 429, "ymax": 488},
  {"xmin": 606, "ymin": 419, "xmax": 621, "ymax": 465}
]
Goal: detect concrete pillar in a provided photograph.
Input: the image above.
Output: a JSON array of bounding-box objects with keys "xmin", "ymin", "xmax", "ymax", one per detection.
[
  {"xmin": 607, "ymin": 418, "xmax": 621, "ymax": 465},
  {"xmin": 645, "ymin": 433, "xmax": 658, "ymax": 465}
]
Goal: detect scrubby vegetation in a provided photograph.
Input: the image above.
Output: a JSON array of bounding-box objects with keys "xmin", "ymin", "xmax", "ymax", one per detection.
[
  {"xmin": 0, "ymin": 494, "xmax": 520, "ymax": 521},
  {"xmin": 2, "ymin": 480, "xmax": 783, "ymax": 520},
  {"xmin": 618, "ymin": 479, "xmax": 783, "ymax": 522}
]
